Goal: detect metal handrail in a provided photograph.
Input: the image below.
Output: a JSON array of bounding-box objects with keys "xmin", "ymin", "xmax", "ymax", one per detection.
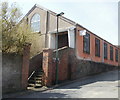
[
  {"xmin": 53, "ymin": 46, "xmax": 68, "ymax": 52},
  {"xmin": 28, "ymin": 71, "xmax": 36, "ymax": 80}
]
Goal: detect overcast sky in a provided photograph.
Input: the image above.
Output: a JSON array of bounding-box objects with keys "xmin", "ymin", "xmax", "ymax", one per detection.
[{"xmin": 5, "ymin": 0, "xmax": 119, "ymax": 45}]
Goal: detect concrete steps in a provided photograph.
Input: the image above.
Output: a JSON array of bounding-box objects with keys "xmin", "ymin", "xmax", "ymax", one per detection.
[{"xmin": 27, "ymin": 70, "xmax": 43, "ymax": 90}]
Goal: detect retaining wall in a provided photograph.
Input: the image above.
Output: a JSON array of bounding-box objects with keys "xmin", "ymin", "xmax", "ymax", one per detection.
[
  {"xmin": 2, "ymin": 44, "xmax": 31, "ymax": 94},
  {"xmin": 42, "ymin": 48, "xmax": 118, "ymax": 86}
]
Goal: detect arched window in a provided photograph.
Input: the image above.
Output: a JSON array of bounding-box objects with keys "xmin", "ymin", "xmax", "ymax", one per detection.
[{"xmin": 30, "ymin": 13, "xmax": 40, "ymax": 32}]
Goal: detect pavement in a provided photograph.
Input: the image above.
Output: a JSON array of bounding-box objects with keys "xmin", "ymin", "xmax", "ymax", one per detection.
[{"xmin": 3, "ymin": 70, "xmax": 120, "ymax": 98}]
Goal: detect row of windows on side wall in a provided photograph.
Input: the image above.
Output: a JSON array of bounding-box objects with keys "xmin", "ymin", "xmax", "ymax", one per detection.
[
  {"xmin": 103, "ymin": 43, "xmax": 118, "ymax": 62},
  {"xmin": 83, "ymin": 33, "xmax": 118, "ymax": 62}
]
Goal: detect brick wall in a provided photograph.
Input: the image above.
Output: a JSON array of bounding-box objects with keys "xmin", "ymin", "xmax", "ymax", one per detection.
[
  {"xmin": 76, "ymin": 25, "xmax": 119, "ymax": 66},
  {"xmin": 42, "ymin": 47, "xmax": 71, "ymax": 86},
  {"xmin": 53, "ymin": 48, "xmax": 70, "ymax": 83},
  {"xmin": 69, "ymin": 49, "xmax": 117, "ymax": 79},
  {"xmin": 42, "ymin": 49, "xmax": 53, "ymax": 86},
  {"xmin": 29, "ymin": 52, "xmax": 43, "ymax": 76},
  {"xmin": 42, "ymin": 47, "xmax": 117, "ymax": 86},
  {"xmin": 21, "ymin": 43, "xmax": 31, "ymax": 89}
]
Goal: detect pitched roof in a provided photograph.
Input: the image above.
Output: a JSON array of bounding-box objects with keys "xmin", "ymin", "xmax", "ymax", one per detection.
[
  {"xmin": 24, "ymin": 4, "xmax": 76, "ymax": 26},
  {"xmin": 22, "ymin": 4, "xmax": 118, "ymax": 48}
]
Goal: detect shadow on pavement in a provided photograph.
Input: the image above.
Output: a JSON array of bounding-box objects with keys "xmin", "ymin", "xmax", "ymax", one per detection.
[
  {"xmin": 57, "ymin": 70, "xmax": 119, "ymax": 89},
  {"xmin": 16, "ymin": 91, "xmax": 68, "ymax": 98}
]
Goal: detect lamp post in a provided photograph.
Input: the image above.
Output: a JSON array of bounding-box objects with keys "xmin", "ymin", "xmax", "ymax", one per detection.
[{"xmin": 55, "ymin": 12, "xmax": 64, "ymax": 85}]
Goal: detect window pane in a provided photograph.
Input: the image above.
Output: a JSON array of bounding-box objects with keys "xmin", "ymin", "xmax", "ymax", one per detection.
[
  {"xmin": 95, "ymin": 38, "xmax": 100, "ymax": 57},
  {"xmin": 110, "ymin": 46, "xmax": 113, "ymax": 60},
  {"xmin": 104, "ymin": 43, "xmax": 107, "ymax": 59},
  {"xmin": 115, "ymin": 49, "xmax": 118, "ymax": 62},
  {"xmin": 31, "ymin": 14, "xmax": 40, "ymax": 32},
  {"xmin": 83, "ymin": 33, "xmax": 90, "ymax": 54}
]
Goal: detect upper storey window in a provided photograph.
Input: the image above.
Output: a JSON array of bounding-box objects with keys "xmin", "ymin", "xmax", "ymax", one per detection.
[{"xmin": 30, "ymin": 13, "xmax": 40, "ymax": 32}]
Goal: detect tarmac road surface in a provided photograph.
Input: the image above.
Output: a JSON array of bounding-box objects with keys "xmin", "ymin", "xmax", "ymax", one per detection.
[{"xmin": 17, "ymin": 70, "xmax": 119, "ymax": 98}]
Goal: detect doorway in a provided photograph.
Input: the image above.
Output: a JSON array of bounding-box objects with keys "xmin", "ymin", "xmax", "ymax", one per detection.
[{"xmin": 58, "ymin": 32, "xmax": 68, "ymax": 49}]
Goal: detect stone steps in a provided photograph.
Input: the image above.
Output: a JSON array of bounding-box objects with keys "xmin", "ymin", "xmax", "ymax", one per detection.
[{"xmin": 27, "ymin": 70, "xmax": 43, "ymax": 90}]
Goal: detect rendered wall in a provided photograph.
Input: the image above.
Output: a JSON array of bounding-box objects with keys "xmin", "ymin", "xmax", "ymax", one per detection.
[
  {"xmin": 48, "ymin": 14, "xmax": 75, "ymax": 32},
  {"xmin": 2, "ymin": 53, "xmax": 22, "ymax": 94},
  {"xmin": 2, "ymin": 44, "xmax": 31, "ymax": 95},
  {"xmin": 27, "ymin": 7, "xmax": 46, "ymax": 57}
]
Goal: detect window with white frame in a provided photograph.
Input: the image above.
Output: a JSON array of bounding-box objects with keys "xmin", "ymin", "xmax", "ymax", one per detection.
[{"xmin": 30, "ymin": 13, "xmax": 40, "ymax": 32}]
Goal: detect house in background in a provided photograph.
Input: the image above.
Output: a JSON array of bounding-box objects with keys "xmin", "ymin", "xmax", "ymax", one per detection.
[{"xmin": 21, "ymin": 4, "xmax": 119, "ymax": 88}]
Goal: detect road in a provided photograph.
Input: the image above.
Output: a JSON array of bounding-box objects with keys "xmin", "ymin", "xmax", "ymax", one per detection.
[{"xmin": 18, "ymin": 70, "xmax": 119, "ymax": 98}]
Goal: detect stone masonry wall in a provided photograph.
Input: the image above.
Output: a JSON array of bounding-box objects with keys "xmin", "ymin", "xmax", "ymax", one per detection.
[
  {"xmin": 68, "ymin": 48, "xmax": 118, "ymax": 80},
  {"xmin": 42, "ymin": 48, "xmax": 118, "ymax": 86}
]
